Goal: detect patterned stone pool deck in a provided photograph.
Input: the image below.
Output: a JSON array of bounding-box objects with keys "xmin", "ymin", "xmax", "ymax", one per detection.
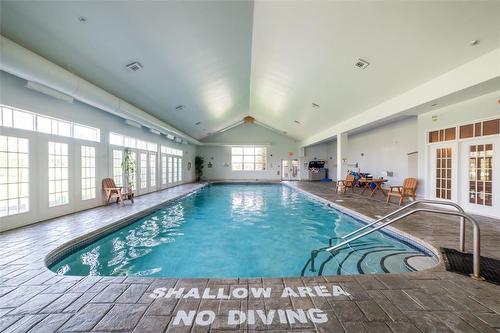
[{"xmin": 0, "ymin": 182, "xmax": 499, "ymax": 333}]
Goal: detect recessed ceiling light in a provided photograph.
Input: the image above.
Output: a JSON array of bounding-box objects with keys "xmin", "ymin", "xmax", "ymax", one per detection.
[
  {"xmin": 175, "ymin": 105, "xmax": 185, "ymax": 111},
  {"xmin": 294, "ymin": 120, "xmax": 300, "ymax": 124},
  {"xmin": 195, "ymin": 122, "xmax": 201, "ymax": 125},
  {"xmin": 470, "ymin": 40, "xmax": 480, "ymax": 46},
  {"xmin": 312, "ymin": 103, "xmax": 320, "ymax": 109},
  {"xmin": 354, "ymin": 58, "xmax": 370, "ymax": 69},
  {"xmin": 125, "ymin": 62, "xmax": 143, "ymax": 72},
  {"xmin": 78, "ymin": 16, "xmax": 87, "ymax": 23}
]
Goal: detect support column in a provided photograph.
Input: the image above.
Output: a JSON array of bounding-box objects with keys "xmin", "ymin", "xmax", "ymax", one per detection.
[{"xmin": 336, "ymin": 132, "xmax": 349, "ymax": 180}]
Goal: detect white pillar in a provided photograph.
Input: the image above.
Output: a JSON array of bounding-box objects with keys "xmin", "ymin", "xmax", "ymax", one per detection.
[{"xmin": 336, "ymin": 132, "xmax": 349, "ymax": 180}]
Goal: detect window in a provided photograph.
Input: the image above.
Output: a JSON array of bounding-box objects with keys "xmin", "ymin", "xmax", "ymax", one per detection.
[
  {"xmin": 37, "ymin": 115, "xmax": 71, "ymax": 137},
  {"xmin": 74, "ymin": 124, "xmax": 100, "ymax": 142},
  {"xmin": 81, "ymin": 146, "xmax": 96, "ymax": 200},
  {"xmin": 173, "ymin": 157, "xmax": 178, "ymax": 182},
  {"xmin": 428, "ymin": 128, "xmax": 456, "ymax": 143},
  {"xmin": 140, "ymin": 153, "xmax": 147, "ymax": 189},
  {"xmin": 48, "ymin": 142, "xmax": 69, "ymax": 207},
  {"xmin": 0, "ymin": 104, "xmax": 99, "ymax": 142},
  {"xmin": 178, "ymin": 158, "xmax": 182, "ymax": 182},
  {"xmin": 0, "ymin": 106, "xmax": 35, "ymax": 131},
  {"xmin": 109, "ymin": 133, "xmax": 156, "ymax": 152},
  {"xmin": 161, "ymin": 145, "xmax": 183, "ymax": 156},
  {"xmin": 231, "ymin": 146, "xmax": 267, "ymax": 171},
  {"xmin": 113, "ymin": 150, "xmax": 123, "ymax": 187},
  {"xmin": 168, "ymin": 157, "xmax": 173, "ymax": 183},
  {"xmin": 161, "ymin": 155, "xmax": 167, "ymax": 185},
  {"xmin": 0, "ymin": 136, "xmax": 29, "ymax": 217},
  {"xmin": 150, "ymin": 154, "xmax": 156, "ymax": 187}
]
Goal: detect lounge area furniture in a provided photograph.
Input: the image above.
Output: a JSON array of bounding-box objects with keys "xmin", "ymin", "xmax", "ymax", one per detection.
[
  {"xmin": 102, "ymin": 178, "xmax": 134, "ymax": 206},
  {"xmin": 335, "ymin": 174, "xmax": 356, "ymax": 193},
  {"xmin": 386, "ymin": 177, "xmax": 418, "ymax": 206},
  {"xmin": 359, "ymin": 178, "xmax": 389, "ymax": 197}
]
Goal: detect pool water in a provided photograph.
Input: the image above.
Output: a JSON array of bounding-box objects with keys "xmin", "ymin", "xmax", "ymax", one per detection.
[{"xmin": 50, "ymin": 183, "xmax": 434, "ymax": 278}]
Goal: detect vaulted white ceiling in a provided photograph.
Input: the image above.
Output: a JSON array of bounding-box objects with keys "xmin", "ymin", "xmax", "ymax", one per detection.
[{"xmin": 1, "ymin": 1, "xmax": 499, "ymax": 143}]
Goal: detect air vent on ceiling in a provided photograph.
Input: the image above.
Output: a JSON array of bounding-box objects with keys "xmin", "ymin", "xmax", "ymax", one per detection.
[
  {"xmin": 354, "ymin": 58, "xmax": 370, "ymax": 69},
  {"xmin": 126, "ymin": 62, "xmax": 143, "ymax": 72},
  {"xmin": 175, "ymin": 105, "xmax": 185, "ymax": 111}
]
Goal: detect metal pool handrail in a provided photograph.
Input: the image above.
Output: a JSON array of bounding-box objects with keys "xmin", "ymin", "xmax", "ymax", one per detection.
[
  {"xmin": 339, "ymin": 200, "xmax": 467, "ymax": 252},
  {"xmin": 305, "ymin": 202, "xmax": 482, "ymax": 279}
]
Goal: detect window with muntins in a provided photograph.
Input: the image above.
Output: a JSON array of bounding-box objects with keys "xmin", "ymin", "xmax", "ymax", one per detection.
[
  {"xmin": 150, "ymin": 154, "xmax": 156, "ymax": 187},
  {"xmin": 0, "ymin": 104, "xmax": 100, "ymax": 142},
  {"xmin": 161, "ymin": 155, "xmax": 167, "ymax": 185},
  {"xmin": 48, "ymin": 142, "xmax": 69, "ymax": 207},
  {"xmin": 81, "ymin": 146, "xmax": 96, "ymax": 200},
  {"xmin": 0, "ymin": 136, "xmax": 29, "ymax": 217},
  {"xmin": 140, "ymin": 153, "xmax": 147, "ymax": 189},
  {"xmin": 173, "ymin": 157, "xmax": 178, "ymax": 182},
  {"xmin": 231, "ymin": 146, "xmax": 267, "ymax": 171},
  {"xmin": 112, "ymin": 150, "xmax": 123, "ymax": 187},
  {"xmin": 178, "ymin": 158, "xmax": 182, "ymax": 182},
  {"xmin": 168, "ymin": 157, "xmax": 173, "ymax": 183}
]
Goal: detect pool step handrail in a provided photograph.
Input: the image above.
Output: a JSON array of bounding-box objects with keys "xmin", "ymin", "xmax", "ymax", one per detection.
[
  {"xmin": 336, "ymin": 200, "xmax": 467, "ymax": 252},
  {"xmin": 308, "ymin": 200, "xmax": 481, "ymax": 280}
]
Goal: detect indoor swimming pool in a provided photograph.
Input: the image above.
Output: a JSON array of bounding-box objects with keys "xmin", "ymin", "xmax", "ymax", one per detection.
[{"xmin": 49, "ymin": 183, "xmax": 436, "ymax": 278}]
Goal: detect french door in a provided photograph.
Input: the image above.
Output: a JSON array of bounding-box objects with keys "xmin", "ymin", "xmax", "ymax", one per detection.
[
  {"xmin": 429, "ymin": 144, "xmax": 458, "ymax": 202},
  {"xmin": 460, "ymin": 138, "xmax": 499, "ymax": 216},
  {"xmin": 281, "ymin": 159, "xmax": 300, "ymax": 180}
]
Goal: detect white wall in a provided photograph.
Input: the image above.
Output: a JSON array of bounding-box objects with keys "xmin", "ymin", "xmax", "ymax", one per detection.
[
  {"xmin": 303, "ymin": 117, "xmax": 418, "ymax": 185},
  {"xmin": 302, "ymin": 141, "xmax": 336, "ymax": 180},
  {"xmin": 417, "ymin": 89, "xmax": 500, "ymax": 197},
  {"xmin": 0, "ymin": 71, "xmax": 195, "ymax": 231},
  {"xmin": 346, "ymin": 117, "xmax": 418, "ymax": 185},
  {"xmin": 197, "ymin": 123, "xmax": 299, "ymax": 180}
]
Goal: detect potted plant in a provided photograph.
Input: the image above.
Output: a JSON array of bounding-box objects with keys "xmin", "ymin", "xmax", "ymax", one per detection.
[
  {"xmin": 195, "ymin": 156, "xmax": 204, "ymax": 182},
  {"xmin": 122, "ymin": 148, "xmax": 136, "ymax": 189}
]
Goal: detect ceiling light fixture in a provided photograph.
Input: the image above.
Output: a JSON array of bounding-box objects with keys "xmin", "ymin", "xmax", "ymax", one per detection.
[
  {"xmin": 354, "ymin": 58, "xmax": 370, "ymax": 69},
  {"xmin": 294, "ymin": 120, "xmax": 300, "ymax": 124},
  {"xmin": 195, "ymin": 122, "xmax": 201, "ymax": 125},
  {"xmin": 312, "ymin": 103, "xmax": 320, "ymax": 109},
  {"xmin": 470, "ymin": 40, "xmax": 480, "ymax": 46},
  {"xmin": 125, "ymin": 61, "xmax": 143, "ymax": 72},
  {"xmin": 175, "ymin": 105, "xmax": 185, "ymax": 111}
]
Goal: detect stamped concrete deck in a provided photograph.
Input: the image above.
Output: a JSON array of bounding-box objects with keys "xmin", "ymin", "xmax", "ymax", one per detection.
[{"xmin": 0, "ymin": 182, "xmax": 499, "ymax": 333}]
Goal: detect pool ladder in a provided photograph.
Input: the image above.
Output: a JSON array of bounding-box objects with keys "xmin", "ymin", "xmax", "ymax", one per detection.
[{"xmin": 302, "ymin": 200, "xmax": 482, "ymax": 279}]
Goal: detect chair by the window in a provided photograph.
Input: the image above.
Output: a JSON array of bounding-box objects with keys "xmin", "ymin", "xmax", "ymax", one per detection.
[{"xmin": 102, "ymin": 178, "xmax": 134, "ymax": 206}]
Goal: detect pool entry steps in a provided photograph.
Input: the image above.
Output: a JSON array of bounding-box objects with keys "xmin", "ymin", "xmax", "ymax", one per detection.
[{"xmin": 304, "ymin": 200, "xmax": 482, "ymax": 279}]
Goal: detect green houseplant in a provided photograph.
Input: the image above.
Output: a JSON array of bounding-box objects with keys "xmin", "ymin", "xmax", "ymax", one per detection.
[
  {"xmin": 122, "ymin": 148, "xmax": 136, "ymax": 188},
  {"xmin": 195, "ymin": 156, "xmax": 204, "ymax": 182}
]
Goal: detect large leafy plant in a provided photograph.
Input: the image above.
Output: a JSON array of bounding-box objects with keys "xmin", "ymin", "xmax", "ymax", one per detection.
[
  {"xmin": 122, "ymin": 148, "xmax": 136, "ymax": 188},
  {"xmin": 195, "ymin": 156, "xmax": 204, "ymax": 181}
]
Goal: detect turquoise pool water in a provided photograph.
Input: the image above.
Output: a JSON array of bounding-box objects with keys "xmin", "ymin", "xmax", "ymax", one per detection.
[{"xmin": 50, "ymin": 183, "xmax": 433, "ymax": 278}]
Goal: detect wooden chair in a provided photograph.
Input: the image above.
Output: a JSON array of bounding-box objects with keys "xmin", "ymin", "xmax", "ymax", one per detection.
[
  {"xmin": 386, "ymin": 178, "xmax": 418, "ymax": 206},
  {"xmin": 102, "ymin": 178, "xmax": 134, "ymax": 206},
  {"xmin": 335, "ymin": 174, "xmax": 356, "ymax": 193}
]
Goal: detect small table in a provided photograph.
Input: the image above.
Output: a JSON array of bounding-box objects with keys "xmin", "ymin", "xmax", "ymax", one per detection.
[{"xmin": 359, "ymin": 178, "xmax": 388, "ymax": 197}]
